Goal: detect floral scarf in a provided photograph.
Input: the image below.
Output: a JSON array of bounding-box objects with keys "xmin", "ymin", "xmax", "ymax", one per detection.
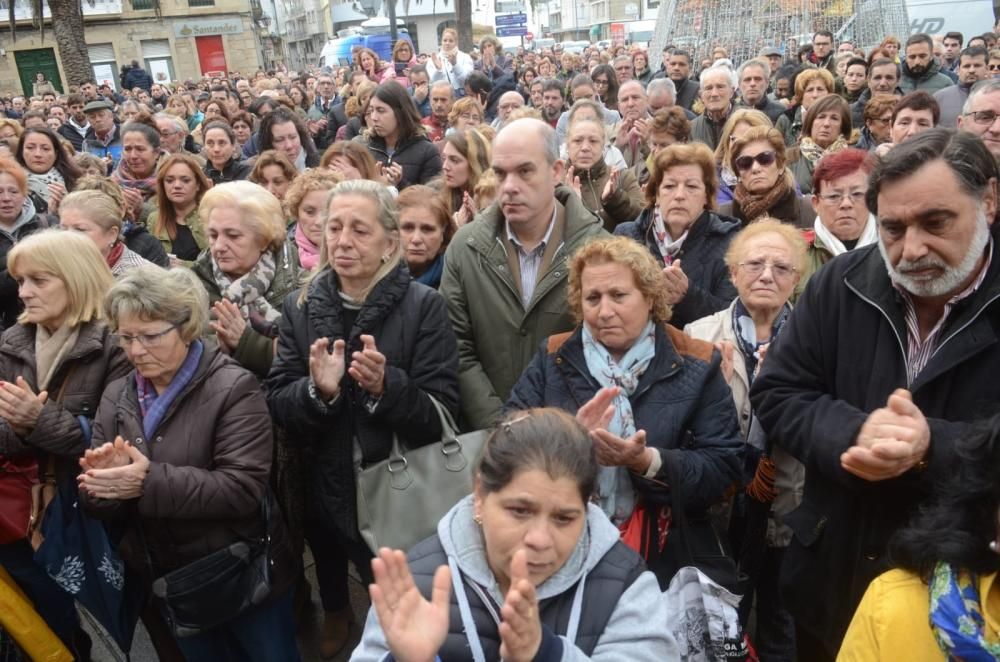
[
  {"xmin": 731, "ymin": 298, "xmax": 790, "ymax": 384},
  {"xmin": 651, "ymin": 207, "xmax": 689, "ymax": 266},
  {"xmin": 930, "ymin": 562, "xmax": 1000, "ymax": 661},
  {"xmin": 211, "ymin": 250, "xmax": 283, "ymax": 339},
  {"xmin": 734, "ymin": 171, "xmax": 793, "ymax": 223},
  {"xmin": 581, "ymin": 320, "xmax": 656, "ymax": 525},
  {"xmin": 798, "ymin": 135, "xmax": 849, "ymax": 166}
]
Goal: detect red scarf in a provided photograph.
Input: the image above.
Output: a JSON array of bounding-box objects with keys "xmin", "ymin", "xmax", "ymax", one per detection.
[{"xmin": 105, "ymin": 242, "xmax": 125, "ymax": 269}]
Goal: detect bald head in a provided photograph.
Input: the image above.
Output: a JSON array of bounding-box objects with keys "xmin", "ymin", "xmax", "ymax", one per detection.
[
  {"xmin": 497, "ymin": 91, "xmax": 526, "ymax": 124},
  {"xmin": 498, "ymin": 118, "xmax": 558, "ymax": 164}
]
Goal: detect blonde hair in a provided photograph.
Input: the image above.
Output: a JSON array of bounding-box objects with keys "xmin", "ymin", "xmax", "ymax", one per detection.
[
  {"xmin": 568, "ymin": 236, "xmax": 672, "ymax": 325},
  {"xmin": 794, "ymin": 68, "xmax": 835, "ymax": 105},
  {"xmin": 723, "ymin": 217, "xmax": 809, "ymax": 274},
  {"xmin": 729, "ymin": 126, "xmax": 787, "ymax": 173},
  {"xmin": 198, "ymin": 181, "xmax": 288, "ymax": 253},
  {"xmin": 104, "ymin": 265, "xmax": 208, "ymax": 344},
  {"xmin": 60, "ymin": 190, "xmax": 122, "ymax": 233},
  {"xmin": 284, "ymin": 168, "xmax": 343, "ymax": 220},
  {"xmin": 448, "ymin": 97, "xmax": 485, "ymax": 127},
  {"xmin": 715, "ymin": 108, "xmax": 773, "ymax": 167},
  {"xmin": 8, "ymin": 229, "xmax": 113, "ymax": 327}
]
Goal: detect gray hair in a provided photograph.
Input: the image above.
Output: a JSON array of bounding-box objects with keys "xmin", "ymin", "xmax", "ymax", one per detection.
[
  {"xmin": 430, "ymin": 80, "xmax": 453, "ymax": 97},
  {"xmin": 866, "ymin": 128, "xmax": 998, "ymax": 216},
  {"xmin": 647, "ymin": 77, "xmax": 676, "ymax": 100},
  {"xmin": 154, "ymin": 112, "xmax": 188, "ymax": 136},
  {"xmin": 700, "ymin": 64, "xmax": 737, "ymax": 88},
  {"xmin": 498, "ymin": 117, "xmax": 559, "ymax": 165},
  {"xmin": 613, "ymin": 55, "xmax": 632, "ymax": 68},
  {"xmin": 567, "ymin": 98, "xmax": 605, "ymax": 125},
  {"xmin": 104, "ymin": 265, "xmax": 209, "ymax": 344},
  {"xmin": 963, "ymin": 78, "xmax": 1000, "ymax": 115},
  {"xmin": 737, "ymin": 58, "xmax": 771, "ymax": 82}
]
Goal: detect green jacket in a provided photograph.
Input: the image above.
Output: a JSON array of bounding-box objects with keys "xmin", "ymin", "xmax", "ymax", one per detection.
[
  {"xmin": 192, "ymin": 241, "xmax": 303, "ymax": 378},
  {"xmin": 440, "ymin": 185, "xmax": 607, "ymax": 429},
  {"xmin": 793, "ymin": 230, "xmax": 833, "ymax": 302},
  {"xmin": 569, "ymin": 159, "xmax": 645, "ymax": 232},
  {"xmin": 148, "ymin": 207, "xmax": 208, "ymax": 262}
]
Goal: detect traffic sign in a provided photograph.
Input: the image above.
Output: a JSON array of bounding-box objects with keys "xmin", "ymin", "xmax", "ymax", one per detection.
[
  {"xmin": 496, "ymin": 12, "xmax": 527, "ymax": 26},
  {"xmin": 525, "ymin": 31, "xmax": 534, "ymax": 40},
  {"xmin": 497, "ymin": 25, "xmax": 528, "ymax": 36}
]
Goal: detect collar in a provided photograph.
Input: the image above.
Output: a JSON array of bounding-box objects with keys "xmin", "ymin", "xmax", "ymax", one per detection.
[{"xmin": 506, "ymin": 205, "xmax": 557, "ymax": 254}]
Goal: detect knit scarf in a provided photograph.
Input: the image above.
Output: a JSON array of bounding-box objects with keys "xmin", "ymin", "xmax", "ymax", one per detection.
[
  {"xmin": 294, "ymin": 223, "xmax": 320, "ymax": 270},
  {"xmin": 581, "ymin": 320, "xmax": 656, "ymax": 526},
  {"xmin": 27, "ymin": 169, "xmax": 65, "ymax": 204},
  {"xmin": 211, "ymin": 250, "xmax": 282, "ymax": 339},
  {"xmin": 813, "ymin": 213, "xmax": 878, "ymax": 257},
  {"xmin": 136, "ymin": 340, "xmax": 203, "ymax": 439},
  {"xmin": 797, "ymin": 135, "xmax": 849, "ymax": 166},
  {"xmin": 651, "ymin": 207, "xmax": 689, "ymax": 266},
  {"xmin": 930, "ymin": 562, "xmax": 1000, "ymax": 661},
  {"xmin": 35, "ymin": 324, "xmax": 80, "ymax": 392},
  {"xmin": 414, "ymin": 254, "xmax": 445, "ymax": 288},
  {"xmin": 731, "ymin": 299, "xmax": 790, "ymax": 384},
  {"xmin": 112, "ymin": 157, "xmax": 159, "ymax": 200},
  {"xmin": 734, "ymin": 171, "xmax": 793, "ymax": 223}
]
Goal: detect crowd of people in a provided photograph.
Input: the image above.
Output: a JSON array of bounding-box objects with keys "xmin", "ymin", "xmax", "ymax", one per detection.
[{"xmin": 1, "ymin": 19, "xmax": 1000, "ymax": 662}]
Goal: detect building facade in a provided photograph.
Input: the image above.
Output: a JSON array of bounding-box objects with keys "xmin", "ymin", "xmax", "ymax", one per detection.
[{"xmin": 0, "ymin": 0, "xmax": 267, "ymax": 96}]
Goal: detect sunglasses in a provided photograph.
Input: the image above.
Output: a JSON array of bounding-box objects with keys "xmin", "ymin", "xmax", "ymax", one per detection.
[{"xmin": 734, "ymin": 150, "xmax": 777, "ymax": 172}]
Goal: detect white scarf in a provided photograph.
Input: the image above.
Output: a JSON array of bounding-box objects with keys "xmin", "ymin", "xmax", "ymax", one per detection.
[{"xmin": 812, "ymin": 212, "xmax": 878, "ymax": 257}]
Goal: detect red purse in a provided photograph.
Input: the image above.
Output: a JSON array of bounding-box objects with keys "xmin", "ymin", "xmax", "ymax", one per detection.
[{"xmin": 0, "ymin": 455, "xmax": 39, "ymax": 544}]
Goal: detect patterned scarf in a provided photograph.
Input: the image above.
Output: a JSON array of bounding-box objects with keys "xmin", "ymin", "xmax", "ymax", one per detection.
[
  {"xmin": 581, "ymin": 320, "xmax": 656, "ymax": 526},
  {"xmin": 930, "ymin": 562, "xmax": 1000, "ymax": 661},
  {"xmin": 111, "ymin": 156, "xmax": 159, "ymax": 200},
  {"xmin": 651, "ymin": 207, "xmax": 689, "ymax": 266},
  {"xmin": 135, "ymin": 340, "xmax": 203, "ymax": 439},
  {"xmin": 731, "ymin": 298, "xmax": 790, "ymax": 384},
  {"xmin": 211, "ymin": 250, "xmax": 282, "ymax": 339},
  {"xmin": 27, "ymin": 169, "xmax": 65, "ymax": 204},
  {"xmin": 734, "ymin": 171, "xmax": 793, "ymax": 224},
  {"xmin": 798, "ymin": 135, "xmax": 849, "ymax": 166}
]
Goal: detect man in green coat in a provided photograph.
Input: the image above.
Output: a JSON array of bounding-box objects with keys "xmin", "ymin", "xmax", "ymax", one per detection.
[{"xmin": 440, "ymin": 118, "xmax": 607, "ymax": 429}]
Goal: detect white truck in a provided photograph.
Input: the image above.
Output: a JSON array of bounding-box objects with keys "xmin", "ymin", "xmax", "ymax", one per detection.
[{"xmin": 905, "ymin": 0, "xmax": 995, "ymax": 39}]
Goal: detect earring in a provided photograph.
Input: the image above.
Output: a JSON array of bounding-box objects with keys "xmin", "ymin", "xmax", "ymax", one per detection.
[
  {"xmin": 381, "ymin": 254, "xmax": 390, "ymax": 263},
  {"xmin": 990, "ymin": 540, "xmax": 999, "ymax": 554},
  {"xmin": 473, "ymin": 514, "xmax": 483, "ymax": 526}
]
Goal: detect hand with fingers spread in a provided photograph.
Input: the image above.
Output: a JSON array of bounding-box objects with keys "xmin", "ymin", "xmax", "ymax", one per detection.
[
  {"xmin": 0, "ymin": 377, "xmax": 48, "ymax": 436},
  {"xmin": 210, "ymin": 299, "xmax": 247, "ymax": 354},
  {"xmin": 499, "ymin": 550, "xmax": 543, "ymax": 662},
  {"xmin": 576, "ymin": 386, "xmax": 618, "ymax": 432},
  {"xmin": 80, "ymin": 435, "xmax": 131, "ymax": 472},
  {"xmin": 309, "ymin": 337, "xmax": 346, "ymax": 401},
  {"xmin": 349, "ymin": 334, "xmax": 387, "ymax": 397},
  {"xmin": 77, "ymin": 441, "xmax": 150, "ymax": 500},
  {"xmin": 565, "ymin": 165, "xmax": 583, "ymax": 199},
  {"xmin": 601, "ymin": 167, "xmax": 619, "ymax": 202},
  {"xmin": 662, "ymin": 259, "xmax": 689, "ymax": 304},
  {"xmin": 842, "ymin": 389, "xmax": 931, "ymax": 481},
  {"xmin": 369, "ymin": 547, "xmax": 451, "ymax": 662}
]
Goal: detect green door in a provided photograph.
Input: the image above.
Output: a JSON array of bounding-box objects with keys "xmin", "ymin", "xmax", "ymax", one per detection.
[{"xmin": 15, "ymin": 48, "xmax": 62, "ymax": 97}]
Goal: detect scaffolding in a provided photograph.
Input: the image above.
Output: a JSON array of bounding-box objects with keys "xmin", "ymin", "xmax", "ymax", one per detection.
[{"xmin": 649, "ymin": 0, "xmax": 911, "ymax": 66}]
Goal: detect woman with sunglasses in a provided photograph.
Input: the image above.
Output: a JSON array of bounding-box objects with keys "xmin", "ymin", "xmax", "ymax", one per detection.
[
  {"xmin": 614, "ymin": 143, "xmax": 740, "ymax": 328},
  {"xmin": 719, "ymin": 126, "xmax": 815, "ymax": 228}
]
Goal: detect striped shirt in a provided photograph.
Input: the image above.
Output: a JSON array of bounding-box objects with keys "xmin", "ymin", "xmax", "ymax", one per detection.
[
  {"xmin": 507, "ymin": 207, "xmax": 558, "ymax": 307},
  {"xmin": 895, "ymin": 238, "xmax": 993, "ymax": 385}
]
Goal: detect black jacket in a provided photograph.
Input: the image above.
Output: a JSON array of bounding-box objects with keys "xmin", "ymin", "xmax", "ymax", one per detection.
[
  {"xmin": 674, "ymin": 78, "xmax": 701, "ymax": 111},
  {"xmin": 0, "ymin": 202, "xmax": 50, "ymax": 329},
  {"xmin": 203, "ymin": 157, "xmax": 253, "ymax": 185},
  {"xmin": 359, "ymin": 133, "xmax": 443, "ymax": 190},
  {"xmin": 750, "ymin": 239, "xmax": 1000, "ymax": 655},
  {"xmin": 737, "ymin": 95, "xmax": 786, "ymax": 124},
  {"xmin": 123, "ymin": 67, "xmax": 153, "ymax": 92},
  {"xmin": 122, "ymin": 220, "xmax": 169, "ymax": 268},
  {"xmin": 264, "ymin": 264, "xmax": 459, "ymax": 539},
  {"xmin": 58, "ymin": 121, "xmax": 88, "ymax": 152},
  {"xmin": 615, "ymin": 209, "xmax": 740, "ymax": 328}
]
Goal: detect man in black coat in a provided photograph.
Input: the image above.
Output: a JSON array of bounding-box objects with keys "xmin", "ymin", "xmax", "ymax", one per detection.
[{"xmin": 750, "ymin": 129, "xmax": 1000, "ymax": 661}]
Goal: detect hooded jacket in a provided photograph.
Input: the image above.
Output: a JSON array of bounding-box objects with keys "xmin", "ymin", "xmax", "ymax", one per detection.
[
  {"xmin": 440, "ymin": 186, "xmax": 607, "ymax": 429},
  {"xmin": 898, "ymin": 59, "xmax": 953, "ymax": 94},
  {"xmin": 350, "ymin": 496, "xmax": 678, "ymax": 661}
]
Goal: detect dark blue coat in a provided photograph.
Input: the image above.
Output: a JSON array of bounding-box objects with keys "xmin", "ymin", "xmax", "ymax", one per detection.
[
  {"xmin": 507, "ymin": 323, "xmax": 743, "ymax": 515},
  {"xmin": 615, "ymin": 209, "xmax": 740, "ymax": 328}
]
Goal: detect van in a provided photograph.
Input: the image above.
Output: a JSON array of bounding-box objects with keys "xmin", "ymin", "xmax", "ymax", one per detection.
[{"xmin": 904, "ymin": 0, "xmax": 994, "ymax": 39}]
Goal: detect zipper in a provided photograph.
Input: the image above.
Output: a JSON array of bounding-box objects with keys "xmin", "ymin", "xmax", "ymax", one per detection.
[
  {"xmin": 930, "ymin": 290, "xmax": 1000, "ymax": 360},
  {"xmin": 844, "ymin": 279, "xmax": 909, "ymax": 381}
]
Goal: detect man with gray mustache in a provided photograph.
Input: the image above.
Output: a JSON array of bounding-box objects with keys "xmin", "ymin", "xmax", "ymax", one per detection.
[{"xmin": 748, "ymin": 128, "xmax": 1000, "ymax": 660}]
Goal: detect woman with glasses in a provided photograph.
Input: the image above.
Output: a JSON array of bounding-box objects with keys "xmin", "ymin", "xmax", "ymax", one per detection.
[
  {"xmin": 720, "ymin": 126, "xmax": 815, "ymax": 228},
  {"xmin": 80, "ymin": 264, "xmax": 300, "ymax": 661},
  {"xmin": 590, "ymin": 63, "xmax": 620, "ymax": 112},
  {"xmin": 795, "ymin": 148, "xmax": 878, "ymax": 298},
  {"xmin": 0, "ymin": 229, "xmax": 128, "ymax": 660},
  {"xmin": 785, "ymin": 94, "xmax": 853, "ymax": 195},
  {"xmin": 684, "ymin": 219, "xmax": 808, "ymax": 660},
  {"xmin": 445, "ymin": 97, "xmax": 484, "ymax": 136},
  {"xmin": 615, "ymin": 143, "xmax": 741, "ymax": 328},
  {"xmin": 855, "ymin": 94, "xmax": 896, "ymax": 151}
]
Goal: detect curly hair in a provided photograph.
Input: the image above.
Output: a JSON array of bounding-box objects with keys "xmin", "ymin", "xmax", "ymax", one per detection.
[
  {"xmin": 568, "ymin": 236, "xmax": 672, "ymax": 325},
  {"xmin": 284, "ymin": 168, "xmax": 342, "ymax": 220}
]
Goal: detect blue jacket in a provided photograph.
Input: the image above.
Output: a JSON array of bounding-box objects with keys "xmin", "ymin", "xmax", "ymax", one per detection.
[
  {"xmin": 615, "ymin": 209, "xmax": 740, "ymax": 328},
  {"xmin": 507, "ymin": 323, "xmax": 743, "ymax": 519}
]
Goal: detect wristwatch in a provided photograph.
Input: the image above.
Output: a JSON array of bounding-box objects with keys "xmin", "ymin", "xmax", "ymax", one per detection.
[{"xmin": 308, "ymin": 378, "xmax": 339, "ymax": 409}]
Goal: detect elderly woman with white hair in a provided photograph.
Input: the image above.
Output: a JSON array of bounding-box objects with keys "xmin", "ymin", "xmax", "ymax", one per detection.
[
  {"xmin": 265, "ymin": 179, "xmax": 459, "ymax": 658},
  {"xmin": 190, "ymin": 180, "xmax": 302, "ymax": 379}
]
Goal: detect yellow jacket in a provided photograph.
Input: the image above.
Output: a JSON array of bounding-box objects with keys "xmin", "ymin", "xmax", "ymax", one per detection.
[{"xmin": 839, "ymin": 568, "xmax": 1000, "ymax": 662}]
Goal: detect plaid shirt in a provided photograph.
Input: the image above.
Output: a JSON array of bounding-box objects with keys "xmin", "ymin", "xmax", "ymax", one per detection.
[{"xmin": 895, "ymin": 238, "xmax": 993, "ymax": 385}]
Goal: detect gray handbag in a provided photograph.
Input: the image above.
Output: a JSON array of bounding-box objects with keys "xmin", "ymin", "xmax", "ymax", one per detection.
[{"xmin": 356, "ymin": 396, "xmax": 489, "ymax": 554}]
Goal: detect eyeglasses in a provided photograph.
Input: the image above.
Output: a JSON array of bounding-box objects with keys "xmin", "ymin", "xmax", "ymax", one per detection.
[
  {"xmin": 738, "ymin": 259, "xmax": 797, "ymax": 279},
  {"xmin": 871, "ymin": 116, "xmax": 892, "ymax": 126},
  {"xmin": 112, "ymin": 325, "xmax": 178, "ymax": 349},
  {"xmin": 818, "ymin": 190, "xmax": 866, "ymax": 205},
  {"xmin": 734, "ymin": 150, "xmax": 777, "ymax": 172},
  {"xmin": 963, "ymin": 109, "xmax": 1000, "ymax": 125}
]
